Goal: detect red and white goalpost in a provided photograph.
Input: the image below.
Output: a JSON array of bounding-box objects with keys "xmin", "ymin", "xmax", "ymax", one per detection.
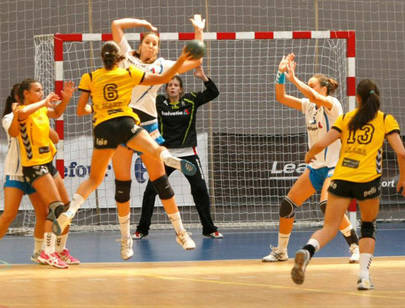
[{"xmin": 30, "ymin": 30, "xmax": 357, "ymax": 231}]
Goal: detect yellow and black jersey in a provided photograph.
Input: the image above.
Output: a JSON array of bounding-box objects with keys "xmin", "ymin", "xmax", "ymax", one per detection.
[
  {"xmin": 332, "ymin": 109, "xmax": 400, "ymax": 182},
  {"xmin": 17, "ymin": 106, "xmax": 56, "ymax": 167},
  {"xmin": 78, "ymin": 66, "xmax": 145, "ymax": 127}
]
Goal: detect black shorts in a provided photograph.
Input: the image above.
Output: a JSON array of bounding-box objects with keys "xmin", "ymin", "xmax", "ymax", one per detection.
[
  {"xmin": 93, "ymin": 116, "xmax": 143, "ymax": 149},
  {"xmin": 23, "ymin": 161, "xmax": 58, "ymax": 185},
  {"xmin": 328, "ymin": 177, "xmax": 381, "ymax": 201}
]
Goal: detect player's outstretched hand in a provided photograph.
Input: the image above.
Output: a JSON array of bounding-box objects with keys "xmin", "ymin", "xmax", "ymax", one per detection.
[
  {"xmin": 61, "ymin": 81, "xmax": 76, "ymax": 101},
  {"xmin": 44, "ymin": 92, "xmax": 60, "ymax": 108},
  {"xmin": 285, "ymin": 59, "xmax": 297, "ymax": 82},
  {"xmin": 278, "ymin": 53, "xmax": 295, "ymax": 73},
  {"xmin": 194, "ymin": 65, "xmax": 207, "ymax": 80},
  {"xmin": 143, "ymin": 20, "xmax": 158, "ymax": 33},
  {"xmin": 179, "ymin": 47, "xmax": 195, "ymax": 62},
  {"xmin": 190, "ymin": 14, "xmax": 205, "ymax": 31}
]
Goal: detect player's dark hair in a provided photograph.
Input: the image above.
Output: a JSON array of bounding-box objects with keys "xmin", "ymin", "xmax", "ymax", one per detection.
[
  {"xmin": 3, "ymin": 83, "xmax": 20, "ymax": 118},
  {"xmin": 133, "ymin": 32, "xmax": 160, "ymax": 62},
  {"xmin": 349, "ymin": 79, "xmax": 380, "ymax": 131},
  {"xmin": 165, "ymin": 76, "xmax": 184, "ymax": 98},
  {"xmin": 18, "ymin": 78, "xmax": 38, "ymax": 104},
  {"xmin": 101, "ymin": 41, "xmax": 125, "ymax": 70},
  {"xmin": 313, "ymin": 74, "xmax": 339, "ymax": 95}
]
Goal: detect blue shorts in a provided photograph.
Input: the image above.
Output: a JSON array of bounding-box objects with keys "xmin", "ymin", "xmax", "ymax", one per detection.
[
  {"xmin": 307, "ymin": 166, "xmax": 335, "ymax": 193},
  {"xmin": 4, "ymin": 175, "xmax": 36, "ymax": 195},
  {"xmin": 141, "ymin": 120, "xmax": 165, "ymax": 145}
]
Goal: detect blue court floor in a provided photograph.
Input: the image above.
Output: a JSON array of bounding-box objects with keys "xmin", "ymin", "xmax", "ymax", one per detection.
[{"xmin": 1, "ymin": 223, "xmax": 404, "ymax": 264}]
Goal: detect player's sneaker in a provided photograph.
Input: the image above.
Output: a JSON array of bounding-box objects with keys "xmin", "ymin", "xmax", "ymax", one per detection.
[
  {"xmin": 31, "ymin": 251, "xmax": 45, "ymax": 264},
  {"xmin": 121, "ymin": 237, "xmax": 134, "ymax": 260},
  {"xmin": 357, "ymin": 277, "xmax": 374, "ymax": 290},
  {"xmin": 291, "ymin": 249, "xmax": 310, "ymax": 285},
  {"xmin": 349, "ymin": 244, "xmax": 360, "ymax": 263},
  {"xmin": 204, "ymin": 231, "xmax": 224, "ymax": 239},
  {"xmin": 163, "ymin": 156, "xmax": 197, "ymax": 176},
  {"xmin": 37, "ymin": 251, "xmax": 68, "ymax": 269},
  {"xmin": 262, "ymin": 246, "xmax": 288, "ymax": 262},
  {"xmin": 132, "ymin": 231, "xmax": 147, "ymax": 240},
  {"xmin": 57, "ymin": 249, "xmax": 80, "ymax": 265},
  {"xmin": 55, "ymin": 211, "xmax": 74, "ymax": 236},
  {"xmin": 176, "ymin": 230, "xmax": 196, "ymax": 250}
]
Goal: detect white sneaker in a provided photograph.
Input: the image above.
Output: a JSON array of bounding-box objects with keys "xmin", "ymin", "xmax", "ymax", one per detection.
[
  {"xmin": 291, "ymin": 249, "xmax": 310, "ymax": 285},
  {"xmin": 349, "ymin": 244, "xmax": 360, "ymax": 263},
  {"xmin": 176, "ymin": 230, "xmax": 196, "ymax": 250},
  {"xmin": 262, "ymin": 246, "xmax": 288, "ymax": 262},
  {"xmin": 120, "ymin": 237, "xmax": 134, "ymax": 260},
  {"xmin": 357, "ymin": 277, "xmax": 374, "ymax": 290},
  {"xmin": 163, "ymin": 156, "xmax": 197, "ymax": 176}
]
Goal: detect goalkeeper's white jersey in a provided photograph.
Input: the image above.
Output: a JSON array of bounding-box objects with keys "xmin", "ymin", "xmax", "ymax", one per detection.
[
  {"xmin": 118, "ymin": 37, "xmax": 175, "ymax": 119},
  {"xmin": 301, "ymin": 96, "xmax": 342, "ymax": 169},
  {"xmin": 2, "ymin": 113, "xmax": 23, "ymax": 177}
]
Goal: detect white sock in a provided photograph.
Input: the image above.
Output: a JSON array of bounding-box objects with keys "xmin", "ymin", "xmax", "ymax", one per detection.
[
  {"xmin": 118, "ymin": 214, "xmax": 131, "ymax": 239},
  {"xmin": 34, "ymin": 237, "xmax": 43, "ymax": 254},
  {"xmin": 168, "ymin": 212, "xmax": 185, "ymax": 234},
  {"xmin": 307, "ymin": 238, "xmax": 320, "ymax": 252},
  {"xmin": 56, "ymin": 234, "xmax": 68, "ymax": 253},
  {"xmin": 278, "ymin": 233, "xmax": 290, "ymax": 250},
  {"xmin": 66, "ymin": 193, "xmax": 85, "ymax": 217},
  {"xmin": 43, "ymin": 232, "xmax": 56, "ymax": 254},
  {"xmin": 359, "ymin": 253, "xmax": 373, "ymax": 280},
  {"xmin": 160, "ymin": 149, "xmax": 171, "ymax": 161},
  {"xmin": 340, "ymin": 225, "xmax": 353, "ymax": 237}
]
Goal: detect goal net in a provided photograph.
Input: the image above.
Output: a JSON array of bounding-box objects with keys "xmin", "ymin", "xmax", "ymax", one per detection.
[{"xmin": 21, "ymin": 31, "xmax": 366, "ymax": 233}]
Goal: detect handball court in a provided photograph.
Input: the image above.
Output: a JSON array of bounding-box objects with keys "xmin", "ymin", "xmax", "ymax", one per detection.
[{"xmin": 0, "ymin": 224, "xmax": 404, "ymax": 307}]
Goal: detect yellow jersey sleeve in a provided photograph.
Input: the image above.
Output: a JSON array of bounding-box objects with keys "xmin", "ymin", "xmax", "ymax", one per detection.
[
  {"xmin": 78, "ymin": 73, "xmax": 91, "ymax": 92},
  {"xmin": 128, "ymin": 66, "xmax": 145, "ymax": 86},
  {"xmin": 384, "ymin": 114, "xmax": 400, "ymax": 135},
  {"xmin": 332, "ymin": 114, "xmax": 345, "ymax": 132}
]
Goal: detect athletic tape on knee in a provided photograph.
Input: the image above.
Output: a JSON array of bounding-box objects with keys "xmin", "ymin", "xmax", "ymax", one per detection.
[
  {"xmin": 46, "ymin": 201, "xmax": 65, "ymax": 221},
  {"xmin": 360, "ymin": 221, "xmax": 376, "ymax": 240},
  {"xmin": 152, "ymin": 175, "xmax": 174, "ymax": 200},
  {"xmin": 319, "ymin": 200, "xmax": 327, "ymax": 215},
  {"xmin": 115, "ymin": 180, "xmax": 132, "ymax": 203},
  {"xmin": 279, "ymin": 197, "xmax": 297, "ymax": 218}
]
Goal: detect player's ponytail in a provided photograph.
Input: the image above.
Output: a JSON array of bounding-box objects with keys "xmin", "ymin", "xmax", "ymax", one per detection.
[
  {"xmin": 3, "ymin": 83, "xmax": 20, "ymax": 118},
  {"xmin": 101, "ymin": 41, "xmax": 125, "ymax": 70},
  {"xmin": 348, "ymin": 79, "xmax": 380, "ymax": 131},
  {"xmin": 313, "ymin": 74, "xmax": 339, "ymax": 95}
]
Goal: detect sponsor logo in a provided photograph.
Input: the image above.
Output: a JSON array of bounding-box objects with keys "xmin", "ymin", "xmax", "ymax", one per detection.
[
  {"xmin": 268, "ymin": 161, "xmax": 307, "ymax": 179},
  {"xmin": 363, "ymin": 186, "xmax": 377, "ymax": 197},
  {"xmin": 96, "ymin": 138, "xmax": 108, "ymax": 146},
  {"xmin": 64, "ymin": 161, "xmax": 111, "ymax": 178}
]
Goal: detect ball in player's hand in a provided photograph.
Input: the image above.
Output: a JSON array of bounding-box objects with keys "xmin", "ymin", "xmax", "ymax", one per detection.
[{"xmin": 185, "ymin": 40, "xmax": 206, "ymax": 59}]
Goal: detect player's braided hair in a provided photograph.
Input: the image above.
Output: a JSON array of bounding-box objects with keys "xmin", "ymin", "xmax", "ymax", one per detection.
[
  {"xmin": 349, "ymin": 79, "xmax": 380, "ymax": 131},
  {"xmin": 101, "ymin": 41, "xmax": 125, "ymax": 70}
]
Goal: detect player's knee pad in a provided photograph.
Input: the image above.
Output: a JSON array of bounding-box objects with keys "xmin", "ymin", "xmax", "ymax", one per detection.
[
  {"xmin": 360, "ymin": 221, "xmax": 376, "ymax": 240},
  {"xmin": 115, "ymin": 180, "xmax": 132, "ymax": 203},
  {"xmin": 47, "ymin": 201, "xmax": 65, "ymax": 221},
  {"xmin": 152, "ymin": 175, "xmax": 174, "ymax": 200},
  {"xmin": 319, "ymin": 200, "xmax": 327, "ymax": 215},
  {"xmin": 279, "ymin": 197, "xmax": 297, "ymax": 218}
]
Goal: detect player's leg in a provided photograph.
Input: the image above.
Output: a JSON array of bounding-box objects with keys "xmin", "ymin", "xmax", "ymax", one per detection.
[
  {"xmin": 52, "ymin": 172, "xmax": 80, "ymax": 265},
  {"xmin": 57, "ymin": 148, "xmax": 116, "ymax": 236},
  {"xmin": 263, "ymin": 168, "xmax": 315, "ymax": 262},
  {"xmin": 320, "ymin": 177, "xmax": 359, "ymax": 263},
  {"xmin": 140, "ymin": 153, "xmax": 195, "ymax": 250},
  {"xmin": 28, "ymin": 170, "xmax": 68, "ymax": 268},
  {"xmin": 356, "ymin": 197, "xmax": 379, "ymax": 290},
  {"xmin": 291, "ymin": 192, "xmax": 351, "ymax": 284},
  {"xmin": 184, "ymin": 155, "xmax": 221, "ymax": 238},
  {"xmin": 29, "ymin": 191, "xmax": 46, "ymax": 263},
  {"xmin": 0, "ymin": 181, "xmax": 24, "ymax": 239},
  {"xmin": 111, "ymin": 145, "xmax": 135, "ymax": 259}
]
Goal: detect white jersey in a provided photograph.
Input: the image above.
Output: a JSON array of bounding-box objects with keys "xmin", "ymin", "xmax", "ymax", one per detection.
[
  {"xmin": 2, "ymin": 113, "xmax": 23, "ymax": 177},
  {"xmin": 301, "ymin": 96, "xmax": 342, "ymax": 169},
  {"xmin": 118, "ymin": 37, "xmax": 175, "ymax": 118}
]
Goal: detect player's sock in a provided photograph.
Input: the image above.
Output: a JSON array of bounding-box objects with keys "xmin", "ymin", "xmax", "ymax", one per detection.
[
  {"xmin": 168, "ymin": 212, "xmax": 186, "ymax": 234},
  {"xmin": 303, "ymin": 238, "xmax": 320, "ymax": 258},
  {"xmin": 278, "ymin": 233, "xmax": 290, "ymax": 250},
  {"xmin": 56, "ymin": 233, "xmax": 68, "ymax": 253},
  {"xmin": 359, "ymin": 253, "xmax": 373, "ymax": 279},
  {"xmin": 43, "ymin": 232, "xmax": 56, "ymax": 254},
  {"xmin": 118, "ymin": 214, "xmax": 131, "ymax": 239}
]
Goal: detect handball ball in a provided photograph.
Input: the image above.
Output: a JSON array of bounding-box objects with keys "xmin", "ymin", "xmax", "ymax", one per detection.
[{"xmin": 185, "ymin": 40, "xmax": 206, "ymax": 59}]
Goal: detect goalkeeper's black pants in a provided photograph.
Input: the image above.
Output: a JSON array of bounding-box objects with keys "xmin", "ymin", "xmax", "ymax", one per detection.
[{"xmin": 136, "ymin": 154, "xmax": 218, "ymax": 236}]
